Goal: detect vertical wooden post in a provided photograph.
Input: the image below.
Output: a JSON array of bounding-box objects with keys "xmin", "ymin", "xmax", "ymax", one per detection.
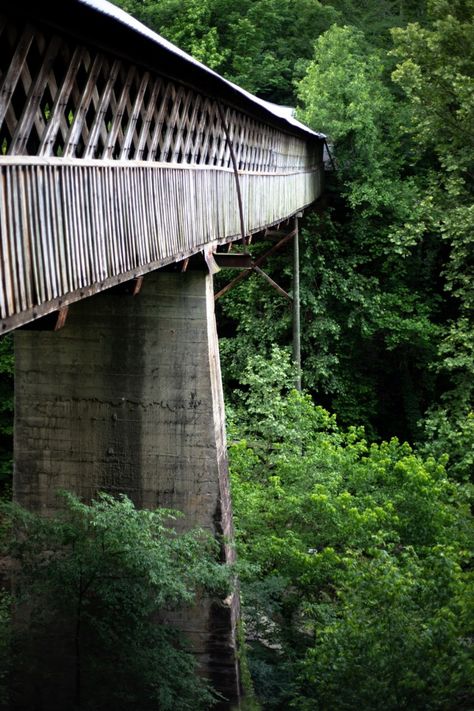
[{"xmin": 293, "ymin": 213, "xmax": 302, "ymax": 391}]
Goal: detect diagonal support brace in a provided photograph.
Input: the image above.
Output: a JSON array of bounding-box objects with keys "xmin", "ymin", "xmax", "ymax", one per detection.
[{"xmin": 214, "ymin": 228, "xmax": 296, "ymax": 300}]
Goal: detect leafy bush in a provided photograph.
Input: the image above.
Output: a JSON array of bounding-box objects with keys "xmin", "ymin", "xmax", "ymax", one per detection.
[{"xmin": 1, "ymin": 493, "xmax": 229, "ymax": 710}]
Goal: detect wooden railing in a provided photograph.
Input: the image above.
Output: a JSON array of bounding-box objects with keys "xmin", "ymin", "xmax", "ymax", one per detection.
[{"xmin": 0, "ymin": 3, "xmax": 324, "ymax": 333}]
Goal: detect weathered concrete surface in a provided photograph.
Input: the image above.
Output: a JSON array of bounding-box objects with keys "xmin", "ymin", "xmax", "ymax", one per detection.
[{"xmin": 13, "ymin": 270, "xmax": 240, "ymax": 709}]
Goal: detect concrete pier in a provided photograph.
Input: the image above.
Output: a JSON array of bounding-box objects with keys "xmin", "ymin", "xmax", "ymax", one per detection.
[{"xmin": 14, "ymin": 270, "xmax": 240, "ymax": 708}]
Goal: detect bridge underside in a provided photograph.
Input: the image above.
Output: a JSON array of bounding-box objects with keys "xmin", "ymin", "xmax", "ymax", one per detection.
[{"xmin": 14, "ymin": 269, "xmax": 240, "ymax": 709}]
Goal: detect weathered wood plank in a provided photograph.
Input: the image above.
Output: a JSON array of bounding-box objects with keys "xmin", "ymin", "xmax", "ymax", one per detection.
[
  {"xmin": 84, "ymin": 59, "xmax": 121, "ymax": 159},
  {"xmin": 63, "ymin": 53, "xmax": 104, "ymax": 157},
  {"xmin": 120, "ymin": 72, "xmax": 150, "ymax": 160},
  {"xmin": 158, "ymin": 84, "xmax": 182, "ymax": 162},
  {"xmin": 171, "ymin": 89, "xmax": 193, "ymax": 163},
  {"xmin": 0, "ymin": 16, "xmax": 320, "ymax": 175},
  {"xmin": 38, "ymin": 46, "xmax": 85, "ymax": 156},
  {"xmin": 0, "ymin": 10, "xmax": 323, "ymax": 333},
  {"xmin": 0, "ymin": 26, "xmax": 35, "ymax": 128},
  {"xmin": 0, "ymin": 170, "xmax": 13, "ymax": 317},
  {"xmin": 135, "ymin": 78, "xmax": 162, "ymax": 160},
  {"xmin": 10, "ymin": 36, "xmax": 62, "ymax": 154},
  {"xmin": 103, "ymin": 65, "xmax": 136, "ymax": 159}
]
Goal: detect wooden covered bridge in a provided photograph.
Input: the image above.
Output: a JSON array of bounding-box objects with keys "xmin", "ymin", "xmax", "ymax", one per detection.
[{"xmin": 0, "ymin": 0, "xmax": 324, "ymax": 707}]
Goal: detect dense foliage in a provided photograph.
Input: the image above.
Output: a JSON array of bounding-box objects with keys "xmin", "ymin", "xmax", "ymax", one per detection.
[
  {"xmin": 0, "ymin": 493, "xmax": 228, "ymax": 710},
  {"xmin": 229, "ymin": 349, "xmax": 474, "ymax": 709},
  {"xmin": 215, "ymin": 0, "xmax": 474, "ymax": 458},
  {"xmin": 114, "ymin": 0, "xmax": 425, "ymax": 104}
]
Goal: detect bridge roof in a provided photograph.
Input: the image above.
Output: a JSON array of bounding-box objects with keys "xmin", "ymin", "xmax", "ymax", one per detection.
[{"xmin": 10, "ymin": 0, "xmax": 324, "ymax": 142}]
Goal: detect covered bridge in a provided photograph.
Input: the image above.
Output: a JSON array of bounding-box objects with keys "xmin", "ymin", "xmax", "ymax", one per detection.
[{"xmin": 0, "ymin": 1, "xmax": 324, "ymax": 708}]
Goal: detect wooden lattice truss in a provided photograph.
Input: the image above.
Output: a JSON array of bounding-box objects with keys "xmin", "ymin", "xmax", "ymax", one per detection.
[{"xmin": 0, "ymin": 14, "xmax": 318, "ymax": 172}]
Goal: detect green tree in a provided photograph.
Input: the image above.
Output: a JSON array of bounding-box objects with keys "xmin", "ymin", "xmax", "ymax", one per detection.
[
  {"xmin": 120, "ymin": 0, "xmax": 230, "ymax": 69},
  {"xmin": 218, "ymin": 23, "xmax": 443, "ymax": 439},
  {"xmin": 295, "ymin": 546, "xmax": 474, "ymax": 710},
  {"xmin": 2, "ymin": 493, "xmax": 229, "ymax": 710},
  {"xmin": 391, "ymin": 0, "xmax": 474, "ymax": 477},
  {"xmin": 113, "ymin": 0, "xmax": 338, "ymax": 103},
  {"xmin": 229, "ymin": 349, "xmax": 474, "ymax": 709},
  {"xmin": 322, "ymin": 0, "xmax": 426, "ymax": 49}
]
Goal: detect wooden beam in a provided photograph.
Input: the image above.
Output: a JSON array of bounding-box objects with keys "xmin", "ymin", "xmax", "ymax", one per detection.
[
  {"xmin": 132, "ymin": 276, "xmax": 144, "ymax": 295},
  {"xmin": 214, "ymin": 229, "xmax": 296, "ymax": 300},
  {"xmin": 18, "ymin": 305, "xmax": 69, "ymax": 331},
  {"xmin": 252, "ymin": 266, "xmax": 291, "ymax": 301}
]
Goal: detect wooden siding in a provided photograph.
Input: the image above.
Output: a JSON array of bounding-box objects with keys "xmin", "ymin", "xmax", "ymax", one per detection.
[{"xmin": 0, "ymin": 11, "xmax": 323, "ymax": 333}]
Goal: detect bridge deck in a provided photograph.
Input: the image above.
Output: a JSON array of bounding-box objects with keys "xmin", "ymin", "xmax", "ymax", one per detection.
[{"xmin": 0, "ymin": 0, "xmax": 324, "ymax": 334}]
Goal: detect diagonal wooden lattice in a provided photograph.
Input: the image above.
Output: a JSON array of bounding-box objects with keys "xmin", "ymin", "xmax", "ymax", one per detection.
[
  {"xmin": 0, "ymin": 14, "xmax": 319, "ymax": 171},
  {"xmin": 0, "ymin": 10, "xmax": 324, "ymax": 333}
]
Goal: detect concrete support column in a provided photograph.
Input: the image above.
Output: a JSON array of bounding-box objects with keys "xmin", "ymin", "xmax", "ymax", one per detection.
[{"xmin": 14, "ymin": 270, "xmax": 240, "ymax": 708}]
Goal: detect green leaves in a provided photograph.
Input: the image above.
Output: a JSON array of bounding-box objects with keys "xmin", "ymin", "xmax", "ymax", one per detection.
[
  {"xmin": 297, "ymin": 25, "xmax": 404, "ymax": 215},
  {"xmin": 390, "ymin": 0, "xmax": 474, "ymax": 431},
  {"xmin": 0, "ymin": 590, "xmax": 11, "ymax": 707},
  {"xmin": 292, "ymin": 4, "xmax": 473, "ymax": 443},
  {"xmin": 2, "ymin": 493, "xmax": 228, "ymax": 709},
  {"xmin": 391, "ymin": 1, "xmax": 474, "ymax": 162},
  {"xmin": 229, "ymin": 353, "xmax": 474, "ymax": 708},
  {"xmin": 296, "ymin": 545, "xmax": 473, "ymax": 711},
  {"xmin": 113, "ymin": 0, "xmax": 338, "ymax": 103}
]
